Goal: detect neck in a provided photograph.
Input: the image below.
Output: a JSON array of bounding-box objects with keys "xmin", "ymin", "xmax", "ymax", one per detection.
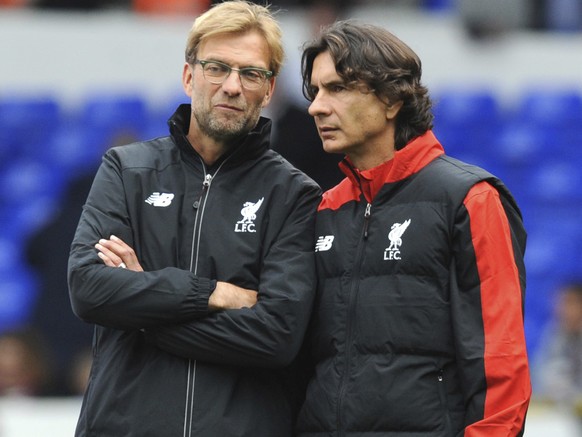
[
  {"xmin": 187, "ymin": 132, "xmax": 228, "ymax": 166},
  {"xmin": 348, "ymin": 147, "xmax": 395, "ymax": 171},
  {"xmin": 347, "ymin": 128, "xmax": 397, "ymax": 171}
]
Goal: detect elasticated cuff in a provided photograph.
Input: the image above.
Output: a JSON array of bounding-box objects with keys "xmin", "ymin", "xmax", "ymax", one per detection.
[{"xmin": 190, "ymin": 276, "xmax": 217, "ymax": 317}]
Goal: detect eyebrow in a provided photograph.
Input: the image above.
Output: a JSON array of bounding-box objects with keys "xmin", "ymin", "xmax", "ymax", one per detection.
[
  {"xmin": 312, "ymin": 78, "xmax": 349, "ymax": 90},
  {"xmin": 325, "ymin": 79, "xmax": 347, "ymax": 87},
  {"xmin": 205, "ymin": 58, "xmax": 267, "ymax": 70}
]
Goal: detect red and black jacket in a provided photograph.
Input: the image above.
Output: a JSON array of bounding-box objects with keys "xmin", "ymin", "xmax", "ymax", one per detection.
[{"xmin": 297, "ymin": 131, "xmax": 531, "ymax": 436}]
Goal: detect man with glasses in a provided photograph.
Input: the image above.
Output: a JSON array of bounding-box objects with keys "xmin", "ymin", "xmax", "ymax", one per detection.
[{"xmin": 68, "ymin": 2, "xmax": 320, "ymax": 436}]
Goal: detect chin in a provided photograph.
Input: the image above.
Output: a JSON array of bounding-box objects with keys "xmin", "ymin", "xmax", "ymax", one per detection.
[{"xmin": 322, "ymin": 142, "xmax": 344, "ymax": 155}]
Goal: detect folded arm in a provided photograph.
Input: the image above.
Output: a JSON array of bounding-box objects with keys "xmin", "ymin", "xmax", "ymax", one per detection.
[{"xmin": 144, "ymin": 185, "xmax": 320, "ymax": 368}]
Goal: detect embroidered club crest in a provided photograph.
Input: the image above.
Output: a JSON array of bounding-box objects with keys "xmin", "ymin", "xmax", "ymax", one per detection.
[
  {"xmin": 384, "ymin": 219, "xmax": 411, "ymax": 260},
  {"xmin": 235, "ymin": 197, "xmax": 264, "ymax": 233}
]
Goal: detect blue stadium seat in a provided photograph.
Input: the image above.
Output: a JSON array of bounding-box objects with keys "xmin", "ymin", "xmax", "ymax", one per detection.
[
  {"xmin": 492, "ymin": 122, "xmax": 553, "ymax": 196},
  {"xmin": 553, "ymin": 125, "xmax": 582, "ymax": 163},
  {"xmin": 4, "ymin": 198, "xmax": 61, "ymax": 240},
  {"xmin": 45, "ymin": 123, "xmax": 110, "ymax": 178},
  {"xmin": 0, "ymin": 236, "xmax": 38, "ymax": 333},
  {"xmin": 0, "ymin": 158, "xmax": 66, "ymax": 209},
  {"xmin": 77, "ymin": 92, "xmax": 151, "ymax": 144},
  {"xmin": 0, "ymin": 267, "xmax": 38, "ymax": 334},
  {"xmin": 433, "ymin": 126, "xmax": 506, "ymax": 182},
  {"xmin": 513, "ymin": 88, "xmax": 582, "ymax": 131},
  {"xmin": 433, "ymin": 88, "xmax": 502, "ymax": 128},
  {"xmin": 141, "ymin": 107, "xmax": 175, "ymax": 141},
  {"xmin": 524, "ymin": 209, "xmax": 582, "ymax": 279},
  {"xmin": 0, "ymin": 95, "xmax": 62, "ymax": 164},
  {"xmin": 524, "ymin": 276, "xmax": 559, "ymax": 357},
  {"xmin": 421, "ymin": 0, "xmax": 454, "ymax": 12},
  {"xmin": 523, "ymin": 159, "xmax": 582, "ymax": 205},
  {"xmin": 494, "ymin": 122, "xmax": 550, "ymax": 168},
  {"xmin": 432, "ymin": 88, "xmax": 504, "ymax": 162},
  {"xmin": 144, "ymin": 91, "xmax": 189, "ymax": 140}
]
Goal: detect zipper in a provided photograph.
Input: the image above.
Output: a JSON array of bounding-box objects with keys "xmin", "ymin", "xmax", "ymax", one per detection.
[
  {"xmin": 183, "ymin": 360, "xmax": 196, "ymax": 437},
  {"xmin": 436, "ymin": 369, "xmax": 453, "ymax": 435},
  {"xmin": 336, "ymin": 202, "xmax": 372, "ymax": 436},
  {"xmin": 189, "ymin": 172, "xmax": 213, "ymax": 274},
  {"xmin": 363, "ymin": 203, "xmax": 371, "ymax": 239},
  {"xmin": 184, "ymin": 158, "xmax": 228, "ymax": 437}
]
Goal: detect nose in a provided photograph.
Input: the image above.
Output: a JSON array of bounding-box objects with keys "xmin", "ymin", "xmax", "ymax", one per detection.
[
  {"xmin": 221, "ymin": 71, "xmax": 243, "ymax": 95},
  {"xmin": 308, "ymin": 93, "xmax": 329, "ymax": 117}
]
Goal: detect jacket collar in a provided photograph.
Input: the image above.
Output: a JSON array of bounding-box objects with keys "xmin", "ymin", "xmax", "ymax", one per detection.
[
  {"xmin": 335, "ymin": 130, "xmax": 445, "ymax": 203},
  {"xmin": 168, "ymin": 104, "xmax": 272, "ymax": 169},
  {"xmin": 339, "ymin": 130, "xmax": 445, "ymax": 184}
]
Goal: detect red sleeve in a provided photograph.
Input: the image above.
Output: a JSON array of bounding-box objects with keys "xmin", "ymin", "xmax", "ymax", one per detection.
[{"xmin": 458, "ymin": 181, "xmax": 531, "ymax": 436}]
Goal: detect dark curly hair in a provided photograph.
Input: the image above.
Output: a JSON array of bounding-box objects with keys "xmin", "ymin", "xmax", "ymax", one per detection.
[{"xmin": 301, "ymin": 20, "xmax": 433, "ymax": 150}]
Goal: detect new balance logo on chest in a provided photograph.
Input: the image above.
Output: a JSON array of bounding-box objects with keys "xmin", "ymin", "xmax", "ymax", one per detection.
[
  {"xmin": 315, "ymin": 235, "xmax": 334, "ymax": 252},
  {"xmin": 145, "ymin": 192, "xmax": 175, "ymax": 207}
]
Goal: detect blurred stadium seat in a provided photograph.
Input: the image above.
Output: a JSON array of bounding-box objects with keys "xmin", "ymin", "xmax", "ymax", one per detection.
[
  {"xmin": 0, "ymin": 158, "xmax": 65, "ymax": 206},
  {"xmin": 0, "ymin": 95, "xmax": 62, "ymax": 165},
  {"xmin": 45, "ymin": 124, "xmax": 110, "ymax": 178},
  {"xmin": 0, "ymin": 236, "xmax": 38, "ymax": 334},
  {"xmin": 0, "ymin": 268, "xmax": 38, "ymax": 334},
  {"xmin": 514, "ymin": 88, "xmax": 582, "ymax": 130},
  {"xmin": 432, "ymin": 88, "xmax": 503, "ymax": 159},
  {"xmin": 525, "ymin": 210, "xmax": 582, "ymax": 279},
  {"xmin": 143, "ymin": 91, "xmax": 189, "ymax": 140},
  {"xmin": 523, "ymin": 159, "xmax": 582, "ymax": 205},
  {"xmin": 76, "ymin": 92, "xmax": 151, "ymax": 145},
  {"xmin": 433, "ymin": 88, "xmax": 502, "ymax": 130},
  {"xmin": 492, "ymin": 122, "xmax": 552, "ymax": 195},
  {"xmin": 494, "ymin": 122, "xmax": 550, "ymax": 168},
  {"xmin": 421, "ymin": 0, "xmax": 454, "ymax": 12}
]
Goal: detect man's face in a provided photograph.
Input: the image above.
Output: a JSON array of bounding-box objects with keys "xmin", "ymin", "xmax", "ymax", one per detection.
[
  {"xmin": 307, "ymin": 51, "xmax": 398, "ymax": 168},
  {"xmin": 183, "ymin": 30, "xmax": 275, "ymax": 142}
]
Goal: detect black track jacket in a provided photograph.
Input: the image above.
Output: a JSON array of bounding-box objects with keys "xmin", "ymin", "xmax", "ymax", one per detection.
[
  {"xmin": 68, "ymin": 105, "xmax": 321, "ymax": 437},
  {"xmin": 296, "ymin": 131, "xmax": 531, "ymax": 436}
]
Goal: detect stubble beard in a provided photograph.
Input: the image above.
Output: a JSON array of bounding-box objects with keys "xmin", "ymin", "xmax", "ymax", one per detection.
[{"xmin": 193, "ymin": 99, "xmax": 262, "ymax": 142}]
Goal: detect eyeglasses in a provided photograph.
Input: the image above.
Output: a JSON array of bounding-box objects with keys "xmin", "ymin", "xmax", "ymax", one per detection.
[{"xmin": 195, "ymin": 59, "xmax": 273, "ymax": 90}]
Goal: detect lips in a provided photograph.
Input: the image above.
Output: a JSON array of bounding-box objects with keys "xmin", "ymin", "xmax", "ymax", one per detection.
[
  {"xmin": 318, "ymin": 126, "xmax": 337, "ymax": 138},
  {"xmin": 215, "ymin": 104, "xmax": 243, "ymax": 111}
]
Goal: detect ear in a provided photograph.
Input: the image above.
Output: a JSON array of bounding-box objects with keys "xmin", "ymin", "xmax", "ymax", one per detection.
[
  {"xmin": 261, "ymin": 77, "xmax": 276, "ymax": 108},
  {"xmin": 182, "ymin": 63, "xmax": 193, "ymax": 97},
  {"xmin": 386, "ymin": 100, "xmax": 403, "ymax": 120}
]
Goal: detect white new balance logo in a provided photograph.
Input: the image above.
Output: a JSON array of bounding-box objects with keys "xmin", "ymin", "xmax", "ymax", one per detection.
[
  {"xmin": 145, "ymin": 192, "xmax": 175, "ymax": 207},
  {"xmin": 315, "ymin": 235, "xmax": 334, "ymax": 252}
]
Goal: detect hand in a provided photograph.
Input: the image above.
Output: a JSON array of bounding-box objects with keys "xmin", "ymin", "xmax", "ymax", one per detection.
[
  {"xmin": 95, "ymin": 235, "xmax": 144, "ymax": 272},
  {"xmin": 209, "ymin": 281, "xmax": 258, "ymax": 310}
]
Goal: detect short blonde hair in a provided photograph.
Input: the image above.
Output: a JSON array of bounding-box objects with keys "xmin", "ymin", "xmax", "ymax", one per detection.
[{"xmin": 185, "ymin": 1, "xmax": 284, "ymax": 76}]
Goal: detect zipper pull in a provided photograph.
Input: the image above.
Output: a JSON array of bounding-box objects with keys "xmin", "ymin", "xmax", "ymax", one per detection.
[
  {"xmin": 363, "ymin": 203, "xmax": 371, "ymax": 239},
  {"xmin": 203, "ymin": 173, "xmax": 213, "ymax": 188},
  {"xmin": 194, "ymin": 174, "xmax": 213, "ymax": 210}
]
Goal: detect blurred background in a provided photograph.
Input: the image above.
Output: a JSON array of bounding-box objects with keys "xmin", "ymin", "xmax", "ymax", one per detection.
[{"xmin": 0, "ymin": 0, "xmax": 581, "ymax": 435}]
